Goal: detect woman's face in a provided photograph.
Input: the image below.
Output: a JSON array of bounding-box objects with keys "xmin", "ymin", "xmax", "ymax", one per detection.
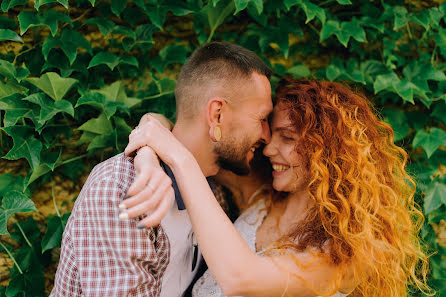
[{"xmin": 263, "ymin": 104, "xmax": 309, "ymax": 193}]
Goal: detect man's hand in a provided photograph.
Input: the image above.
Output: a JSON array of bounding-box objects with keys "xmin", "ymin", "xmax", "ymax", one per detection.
[{"xmin": 121, "ymin": 146, "xmax": 174, "ymax": 228}]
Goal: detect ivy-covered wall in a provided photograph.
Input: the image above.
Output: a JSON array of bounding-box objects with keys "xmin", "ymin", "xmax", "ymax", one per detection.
[{"xmin": 0, "ymin": 0, "xmax": 445, "ymax": 296}]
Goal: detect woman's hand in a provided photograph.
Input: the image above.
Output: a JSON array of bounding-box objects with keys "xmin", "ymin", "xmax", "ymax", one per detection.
[
  {"xmin": 125, "ymin": 116, "xmax": 192, "ymax": 168},
  {"xmin": 122, "ymin": 115, "xmax": 193, "ymax": 227},
  {"xmin": 120, "ymin": 146, "xmax": 175, "ymax": 227}
]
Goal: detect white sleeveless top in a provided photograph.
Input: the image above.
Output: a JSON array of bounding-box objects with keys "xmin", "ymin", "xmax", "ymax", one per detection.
[{"xmin": 192, "ymin": 199, "xmax": 349, "ymax": 297}]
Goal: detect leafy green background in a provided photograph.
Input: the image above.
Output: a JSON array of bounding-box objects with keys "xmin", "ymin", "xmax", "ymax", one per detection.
[{"xmin": 0, "ymin": 0, "xmax": 445, "ymax": 296}]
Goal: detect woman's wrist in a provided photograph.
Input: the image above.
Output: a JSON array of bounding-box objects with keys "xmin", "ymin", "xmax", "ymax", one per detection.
[{"xmin": 170, "ymin": 148, "xmax": 196, "ymax": 173}]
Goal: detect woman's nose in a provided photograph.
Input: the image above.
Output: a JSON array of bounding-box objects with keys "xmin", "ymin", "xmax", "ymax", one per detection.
[{"xmin": 263, "ymin": 140, "xmax": 276, "ymax": 157}]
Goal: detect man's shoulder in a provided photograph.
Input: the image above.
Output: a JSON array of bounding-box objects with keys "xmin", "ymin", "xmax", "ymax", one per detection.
[
  {"xmin": 70, "ymin": 153, "xmax": 135, "ymax": 210},
  {"xmin": 88, "ymin": 152, "xmax": 135, "ymax": 186}
]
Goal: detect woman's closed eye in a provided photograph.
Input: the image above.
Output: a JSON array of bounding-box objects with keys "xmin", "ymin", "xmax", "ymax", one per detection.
[{"xmin": 280, "ymin": 134, "xmax": 295, "ymax": 142}]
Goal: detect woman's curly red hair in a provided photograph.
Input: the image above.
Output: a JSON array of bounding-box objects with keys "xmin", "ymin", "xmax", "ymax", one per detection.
[{"xmin": 269, "ymin": 78, "xmax": 431, "ymax": 297}]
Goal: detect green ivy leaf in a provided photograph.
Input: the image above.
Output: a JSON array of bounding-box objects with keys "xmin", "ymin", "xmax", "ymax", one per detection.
[
  {"xmin": 18, "ymin": 10, "xmax": 72, "ymax": 36},
  {"xmin": 432, "ymin": 102, "xmax": 446, "ymax": 124},
  {"xmin": 15, "ymin": 65, "xmax": 29, "ymax": 81},
  {"xmin": 428, "ymin": 7, "xmax": 443, "ymax": 28},
  {"xmin": 373, "ymin": 72, "xmax": 425, "ymax": 104},
  {"xmin": 0, "ymin": 80, "xmax": 28, "ymax": 99},
  {"xmin": 0, "ymin": 29, "xmax": 23, "ymax": 43},
  {"xmin": 148, "ymin": 5, "xmax": 168, "ymax": 29},
  {"xmin": 88, "ymin": 0, "xmax": 96, "ymax": 6},
  {"xmin": 423, "ymin": 181, "xmax": 446, "ymax": 214},
  {"xmin": 0, "ymin": 59, "xmax": 17, "ymax": 80},
  {"xmin": 27, "ymin": 149, "xmax": 62, "ymax": 185},
  {"xmin": 336, "ymin": 0, "xmax": 351, "ymax": 4},
  {"xmin": 234, "ymin": 0, "xmax": 263, "ymax": 15},
  {"xmin": 77, "ymin": 113, "xmax": 113, "ymax": 134},
  {"xmin": 321, "ymin": 19, "xmax": 365, "ymax": 47},
  {"xmin": 34, "ymin": 0, "xmax": 68, "ymax": 10},
  {"xmin": 320, "ymin": 20, "xmax": 339, "ymax": 42},
  {"xmin": 88, "ymin": 52, "xmax": 119, "ymax": 70},
  {"xmin": 111, "ymin": 0, "xmax": 127, "ymax": 17},
  {"xmin": 393, "ymin": 6, "xmax": 408, "ymax": 29},
  {"xmin": 403, "ymin": 62, "xmax": 446, "ymax": 83},
  {"xmin": 87, "ymin": 52, "xmax": 139, "ymax": 70},
  {"xmin": 23, "ymin": 93, "xmax": 74, "ymax": 123},
  {"xmin": 340, "ymin": 19, "xmax": 366, "ymax": 44},
  {"xmin": 359, "ymin": 60, "xmax": 387, "ymax": 85},
  {"xmin": 0, "ymin": 60, "xmax": 29, "ymax": 82},
  {"xmin": 409, "ymin": 10, "xmax": 430, "ymax": 30},
  {"xmin": 42, "ymin": 30, "xmax": 92, "ymax": 65},
  {"xmin": 298, "ymin": 0, "xmax": 326, "ymax": 24},
  {"xmin": 152, "ymin": 44, "xmax": 190, "ymax": 72},
  {"xmin": 76, "ymin": 91, "xmax": 130, "ymax": 119},
  {"xmin": 0, "ymin": 191, "xmax": 37, "ymax": 235},
  {"xmin": 0, "ymin": 173, "xmax": 27, "ymax": 197},
  {"xmin": 200, "ymin": 0, "xmax": 235, "ymax": 42},
  {"xmin": 25, "ymin": 72, "xmax": 78, "ymax": 101},
  {"xmin": 2, "ymin": 126, "xmax": 42, "ymax": 169},
  {"xmin": 41, "ymin": 213, "xmax": 70, "ymax": 253},
  {"xmin": 164, "ymin": 0, "xmax": 197, "ymax": 16},
  {"xmin": 112, "ymin": 25, "xmax": 136, "ymax": 40},
  {"xmin": 413, "ymin": 128, "xmax": 446, "ymax": 158},
  {"xmin": 287, "ymin": 64, "xmax": 311, "ymax": 78},
  {"xmin": 324, "ymin": 59, "xmax": 365, "ymax": 84},
  {"xmin": 433, "ymin": 28, "xmax": 446, "ymax": 59},
  {"xmin": 129, "ymin": 24, "xmax": 158, "ymax": 51},
  {"xmin": 98, "ymin": 81, "xmax": 140, "ymax": 108},
  {"xmin": 83, "ymin": 17, "xmax": 115, "ymax": 37},
  {"xmin": 382, "ymin": 109, "xmax": 410, "ymax": 141},
  {"xmin": 0, "ymin": 0, "xmax": 27, "ymax": 12},
  {"xmin": 0, "ymin": 94, "xmax": 38, "ymax": 127},
  {"xmin": 88, "ymin": 129, "xmax": 118, "ymax": 151}
]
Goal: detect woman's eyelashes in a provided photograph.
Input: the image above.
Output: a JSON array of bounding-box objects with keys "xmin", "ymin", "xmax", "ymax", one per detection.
[{"xmin": 280, "ymin": 133, "xmax": 295, "ymax": 142}]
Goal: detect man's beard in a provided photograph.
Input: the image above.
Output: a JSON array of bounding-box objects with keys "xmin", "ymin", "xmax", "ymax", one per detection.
[{"xmin": 214, "ymin": 136, "xmax": 252, "ymax": 176}]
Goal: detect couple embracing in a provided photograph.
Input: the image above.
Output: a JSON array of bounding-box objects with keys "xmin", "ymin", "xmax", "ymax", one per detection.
[{"xmin": 51, "ymin": 42, "xmax": 429, "ymax": 297}]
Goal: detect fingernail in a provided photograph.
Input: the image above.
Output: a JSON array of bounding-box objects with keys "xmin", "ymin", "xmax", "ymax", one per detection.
[
  {"xmin": 137, "ymin": 224, "xmax": 146, "ymax": 229},
  {"xmin": 119, "ymin": 213, "xmax": 129, "ymax": 220},
  {"xmin": 118, "ymin": 203, "xmax": 127, "ymax": 210}
]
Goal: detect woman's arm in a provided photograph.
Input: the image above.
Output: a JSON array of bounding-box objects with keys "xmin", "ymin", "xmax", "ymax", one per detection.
[
  {"xmin": 123, "ymin": 118, "xmax": 354, "ymax": 297},
  {"xmin": 120, "ymin": 113, "xmax": 174, "ymax": 226}
]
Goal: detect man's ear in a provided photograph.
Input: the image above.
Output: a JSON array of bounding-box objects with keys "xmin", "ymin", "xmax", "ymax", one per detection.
[{"xmin": 206, "ymin": 98, "xmax": 225, "ymax": 142}]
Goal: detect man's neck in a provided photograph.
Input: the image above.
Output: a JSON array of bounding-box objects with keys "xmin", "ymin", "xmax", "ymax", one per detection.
[
  {"xmin": 214, "ymin": 171, "xmax": 266, "ymax": 209},
  {"xmin": 172, "ymin": 121, "xmax": 218, "ymax": 177}
]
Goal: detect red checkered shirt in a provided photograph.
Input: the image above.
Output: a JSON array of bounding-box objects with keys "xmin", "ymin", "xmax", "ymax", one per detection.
[{"xmin": 50, "ymin": 153, "xmax": 170, "ymax": 297}]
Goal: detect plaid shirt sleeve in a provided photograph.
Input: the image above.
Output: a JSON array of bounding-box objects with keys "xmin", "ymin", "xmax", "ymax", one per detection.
[{"xmin": 50, "ymin": 154, "xmax": 170, "ymax": 297}]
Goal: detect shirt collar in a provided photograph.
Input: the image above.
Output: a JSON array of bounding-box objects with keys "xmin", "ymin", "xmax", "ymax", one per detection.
[{"xmin": 160, "ymin": 161, "xmax": 214, "ymax": 210}]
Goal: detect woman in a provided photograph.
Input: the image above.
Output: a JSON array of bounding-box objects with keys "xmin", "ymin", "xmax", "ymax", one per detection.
[{"xmin": 125, "ymin": 78, "xmax": 431, "ymax": 297}]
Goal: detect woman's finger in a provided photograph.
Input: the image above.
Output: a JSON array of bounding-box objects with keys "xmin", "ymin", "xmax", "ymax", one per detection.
[
  {"xmin": 125, "ymin": 131, "xmax": 145, "ymax": 156},
  {"xmin": 127, "ymin": 164, "xmax": 153, "ymax": 196},
  {"xmin": 122, "ymin": 177, "xmax": 173, "ymax": 221},
  {"xmin": 125, "ymin": 170, "xmax": 168, "ymax": 208},
  {"xmin": 136, "ymin": 186, "xmax": 175, "ymax": 228}
]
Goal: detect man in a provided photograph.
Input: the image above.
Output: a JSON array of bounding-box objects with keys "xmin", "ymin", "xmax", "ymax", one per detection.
[{"xmin": 50, "ymin": 42, "xmax": 273, "ymax": 297}]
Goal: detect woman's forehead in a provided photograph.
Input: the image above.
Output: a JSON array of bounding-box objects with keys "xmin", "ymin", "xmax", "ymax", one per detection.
[{"xmin": 271, "ymin": 106, "xmax": 292, "ymax": 129}]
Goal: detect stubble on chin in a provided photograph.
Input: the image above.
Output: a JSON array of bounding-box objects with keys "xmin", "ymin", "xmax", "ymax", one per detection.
[{"xmin": 213, "ymin": 137, "xmax": 252, "ymax": 176}]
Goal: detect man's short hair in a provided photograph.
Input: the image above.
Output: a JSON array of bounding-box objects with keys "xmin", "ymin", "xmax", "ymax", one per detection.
[{"xmin": 175, "ymin": 42, "xmax": 273, "ymax": 119}]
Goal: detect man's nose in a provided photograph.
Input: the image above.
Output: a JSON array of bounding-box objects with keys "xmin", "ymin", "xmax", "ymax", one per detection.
[{"xmin": 261, "ymin": 121, "xmax": 271, "ymax": 144}]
